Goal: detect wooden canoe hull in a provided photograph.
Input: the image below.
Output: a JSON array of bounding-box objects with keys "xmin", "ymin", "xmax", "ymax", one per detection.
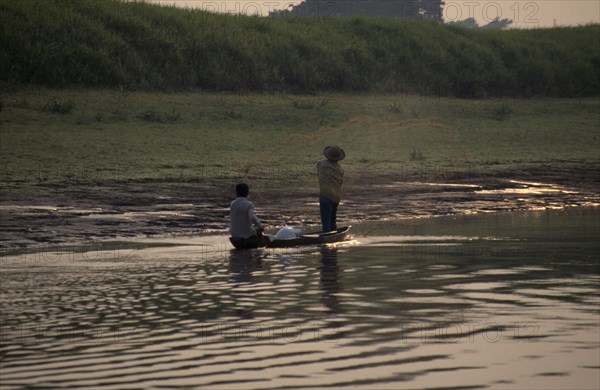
[{"xmin": 229, "ymin": 235, "xmax": 270, "ymax": 250}]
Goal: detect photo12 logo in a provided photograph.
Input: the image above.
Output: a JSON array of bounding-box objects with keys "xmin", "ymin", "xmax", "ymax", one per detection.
[
  {"xmin": 192, "ymin": 1, "xmax": 342, "ymax": 18},
  {"xmin": 404, "ymin": 321, "xmax": 541, "ymax": 344},
  {"xmin": 196, "ymin": 1, "xmax": 295, "ymax": 16},
  {"xmin": 0, "ymin": 243, "xmax": 140, "ymax": 264},
  {"xmin": 443, "ymin": 1, "xmax": 540, "ymax": 25}
]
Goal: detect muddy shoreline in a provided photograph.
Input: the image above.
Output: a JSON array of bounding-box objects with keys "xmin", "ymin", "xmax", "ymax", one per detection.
[{"xmin": 1, "ymin": 163, "xmax": 599, "ymax": 250}]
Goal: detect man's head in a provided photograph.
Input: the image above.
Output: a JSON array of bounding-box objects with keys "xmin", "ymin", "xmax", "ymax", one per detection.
[{"xmin": 235, "ymin": 183, "xmax": 250, "ymax": 197}]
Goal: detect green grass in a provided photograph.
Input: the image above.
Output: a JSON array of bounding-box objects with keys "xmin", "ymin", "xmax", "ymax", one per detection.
[
  {"xmin": 0, "ymin": 0, "xmax": 598, "ymax": 97},
  {"xmin": 1, "ymin": 89, "xmax": 598, "ymax": 191}
]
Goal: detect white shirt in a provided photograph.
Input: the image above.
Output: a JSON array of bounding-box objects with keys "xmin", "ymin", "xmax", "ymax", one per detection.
[{"xmin": 229, "ymin": 197, "xmax": 263, "ymax": 238}]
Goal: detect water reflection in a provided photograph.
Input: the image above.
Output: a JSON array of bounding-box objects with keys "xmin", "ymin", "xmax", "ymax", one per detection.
[
  {"xmin": 319, "ymin": 247, "xmax": 341, "ymax": 313},
  {"xmin": 228, "ymin": 249, "xmax": 267, "ymax": 319},
  {"xmin": 228, "ymin": 249, "xmax": 265, "ymax": 285},
  {"xmin": 0, "ymin": 208, "xmax": 598, "ymax": 389}
]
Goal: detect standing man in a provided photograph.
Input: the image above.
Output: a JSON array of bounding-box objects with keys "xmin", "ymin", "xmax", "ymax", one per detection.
[
  {"xmin": 317, "ymin": 146, "xmax": 345, "ymax": 232},
  {"xmin": 229, "ymin": 183, "xmax": 267, "ymax": 248}
]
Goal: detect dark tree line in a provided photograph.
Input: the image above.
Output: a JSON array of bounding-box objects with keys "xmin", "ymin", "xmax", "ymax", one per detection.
[{"xmin": 270, "ymin": 0, "xmax": 444, "ymax": 22}]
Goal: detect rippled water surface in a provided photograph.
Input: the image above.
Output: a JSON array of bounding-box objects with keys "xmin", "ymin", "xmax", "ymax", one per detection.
[{"xmin": 1, "ymin": 208, "xmax": 599, "ymax": 389}]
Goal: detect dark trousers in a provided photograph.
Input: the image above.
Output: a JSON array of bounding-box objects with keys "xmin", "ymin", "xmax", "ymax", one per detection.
[{"xmin": 319, "ymin": 195, "xmax": 339, "ymax": 233}]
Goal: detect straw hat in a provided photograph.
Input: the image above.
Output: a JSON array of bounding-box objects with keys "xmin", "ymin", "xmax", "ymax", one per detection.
[{"xmin": 323, "ymin": 145, "xmax": 345, "ymax": 161}]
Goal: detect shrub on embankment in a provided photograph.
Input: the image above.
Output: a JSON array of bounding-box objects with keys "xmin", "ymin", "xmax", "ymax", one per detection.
[{"xmin": 1, "ymin": 0, "xmax": 599, "ymax": 97}]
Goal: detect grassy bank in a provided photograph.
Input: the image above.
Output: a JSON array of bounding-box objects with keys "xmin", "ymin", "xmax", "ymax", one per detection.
[
  {"xmin": 1, "ymin": 0, "xmax": 599, "ymax": 97},
  {"xmin": 1, "ymin": 89, "xmax": 598, "ymax": 192}
]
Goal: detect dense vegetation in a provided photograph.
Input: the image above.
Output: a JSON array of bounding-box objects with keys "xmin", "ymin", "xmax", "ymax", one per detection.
[
  {"xmin": 1, "ymin": 0, "xmax": 599, "ymax": 97},
  {"xmin": 271, "ymin": 0, "xmax": 443, "ymax": 21}
]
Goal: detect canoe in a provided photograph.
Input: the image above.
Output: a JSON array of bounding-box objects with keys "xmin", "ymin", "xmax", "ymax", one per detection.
[{"xmin": 229, "ymin": 226, "xmax": 351, "ymax": 250}]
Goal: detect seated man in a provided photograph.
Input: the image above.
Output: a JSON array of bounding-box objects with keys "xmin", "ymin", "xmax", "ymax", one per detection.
[{"xmin": 229, "ymin": 183, "xmax": 269, "ymax": 249}]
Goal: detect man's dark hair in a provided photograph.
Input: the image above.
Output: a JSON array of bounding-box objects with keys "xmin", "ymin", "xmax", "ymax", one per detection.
[{"xmin": 235, "ymin": 183, "xmax": 249, "ymax": 197}]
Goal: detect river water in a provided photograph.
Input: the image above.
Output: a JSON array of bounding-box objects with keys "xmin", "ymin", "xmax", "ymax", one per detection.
[{"xmin": 1, "ymin": 207, "xmax": 598, "ymax": 389}]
